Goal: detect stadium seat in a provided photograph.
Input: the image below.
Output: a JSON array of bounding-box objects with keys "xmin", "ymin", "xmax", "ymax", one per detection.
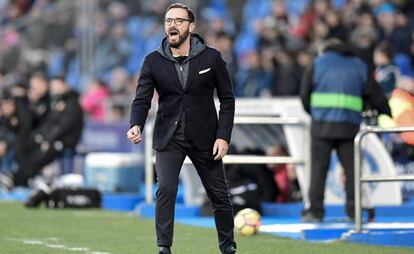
[{"xmin": 394, "ymin": 53, "xmax": 414, "ymax": 77}]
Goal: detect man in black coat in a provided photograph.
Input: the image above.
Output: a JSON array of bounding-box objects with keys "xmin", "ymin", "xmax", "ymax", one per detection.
[{"xmin": 127, "ymin": 3, "xmax": 236, "ymax": 254}]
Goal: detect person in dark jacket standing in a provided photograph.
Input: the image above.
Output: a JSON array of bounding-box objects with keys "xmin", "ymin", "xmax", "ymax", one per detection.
[
  {"xmin": 127, "ymin": 3, "xmax": 236, "ymax": 254},
  {"xmin": 300, "ymin": 39, "xmax": 392, "ymax": 222}
]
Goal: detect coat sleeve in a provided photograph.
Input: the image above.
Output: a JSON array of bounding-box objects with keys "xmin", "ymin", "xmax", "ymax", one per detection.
[
  {"xmin": 213, "ymin": 51, "xmax": 235, "ymax": 143},
  {"xmin": 363, "ymin": 69, "xmax": 392, "ymax": 117},
  {"xmin": 300, "ymin": 63, "xmax": 314, "ymax": 114},
  {"xmin": 129, "ymin": 56, "xmax": 155, "ymax": 131}
]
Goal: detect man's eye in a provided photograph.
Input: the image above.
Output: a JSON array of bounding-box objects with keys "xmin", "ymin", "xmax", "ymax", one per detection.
[{"xmin": 176, "ymin": 18, "xmax": 183, "ymax": 22}]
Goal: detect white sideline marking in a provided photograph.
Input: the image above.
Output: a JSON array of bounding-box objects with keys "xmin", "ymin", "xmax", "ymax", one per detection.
[
  {"xmin": 46, "ymin": 244, "xmax": 66, "ymax": 249},
  {"xmin": 21, "ymin": 239, "xmax": 43, "ymax": 245},
  {"xmin": 7, "ymin": 238, "xmax": 112, "ymax": 254},
  {"xmin": 68, "ymin": 247, "xmax": 91, "ymax": 252},
  {"xmin": 260, "ymin": 222, "xmax": 414, "ymax": 233}
]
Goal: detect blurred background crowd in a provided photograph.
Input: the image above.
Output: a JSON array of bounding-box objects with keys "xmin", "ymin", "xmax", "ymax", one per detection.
[
  {"xmin": 1, "ymin": 0, "xmax": 413, "ymax": 116},
  {"xmin": 1, "ymin": 0, "xmax": 414, "ymax": 204}
]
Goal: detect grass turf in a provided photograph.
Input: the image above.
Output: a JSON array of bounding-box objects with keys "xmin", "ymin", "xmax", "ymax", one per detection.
[{"xmin": 0, "ymin": 201, "xmax": 413, "ymax": 254}]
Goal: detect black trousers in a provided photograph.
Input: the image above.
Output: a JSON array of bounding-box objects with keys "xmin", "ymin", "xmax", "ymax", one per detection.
[
  {"xmin": 308, "ymin": 136, "xmax": 355, "ymax": 218},
  {"xmin": 155, "ymin": 137, "xmax": 236, "ymax": 253}
]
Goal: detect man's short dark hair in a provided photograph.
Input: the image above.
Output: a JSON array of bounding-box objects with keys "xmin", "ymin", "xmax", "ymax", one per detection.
[
  {"xmin": 30, "ymin": 71, "xmax": 48, "ymax": 81},
  {"xmin": 166, "ymin": 3, "xmax": 195, "ymax": 22}
]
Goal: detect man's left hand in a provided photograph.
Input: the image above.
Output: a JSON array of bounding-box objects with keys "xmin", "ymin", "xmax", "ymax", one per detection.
[{"xmin": 213, "ymin": 139, "xmax": 228, "ymax": 160}]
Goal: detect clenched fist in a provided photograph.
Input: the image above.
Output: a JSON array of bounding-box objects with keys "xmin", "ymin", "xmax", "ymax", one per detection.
[{"xmin": 127, "ymin": 125, "xmax": 142, "ymax": 144}]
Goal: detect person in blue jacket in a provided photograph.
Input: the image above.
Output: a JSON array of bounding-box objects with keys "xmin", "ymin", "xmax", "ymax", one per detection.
[{"xmin": 300, "ymin": 38, "xmax": 391, "ymax": 222}]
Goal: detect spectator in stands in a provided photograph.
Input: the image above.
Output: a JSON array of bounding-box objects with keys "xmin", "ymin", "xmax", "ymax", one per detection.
[
  {"xmin": 257, "ymin": 16, "xmax": 284, "ymax": 51},
  {"xmin": 108, "ymin": 104, "xmax": 125, "ymax": 122},
  {"xmin": 374, "ymin": 42, "xmax": 400, "ymax": 97},
  {"xmin": 271, "ymin": 49, "xmax": 301, "ymax": 96},
  {"xmin": 127, "ymin": 3, "xmax": 236, "ymax": 253},
  {"xmin": 389, "ymin": 9, "xmax": 412, "ymax": 56},
  {"xmin": 235, "ymin": 50, "xmax": 274, "ymax": 97},
  {"xmin": 374, "ymin": 3, "xmax": 412, "ymax": 57},
  {"xmin": 27, "ymin": 72, "xmax": 50, "ymax": 129},
  {"xmin": 109, "ymin": 67, "xmax": 133, "ymax": 101},
  {"xmin": 1, "ymin": 77, "xmax": 83, "ymax": 188},
  {"xmin": 81, "ymin": 79, "xmax": 110, "ymax": 122},
  {"xmin": 342, "ymin": 0, "xmax": 369, "ymax": 27},
  {"xmin": 309, "ymin": 18, "xmax": 329, "ymax": 53},
  {"xmin": 0, "ymin": 25, "xmax": 20, "ymax": 73},
  {"xmin": 213, "ymin": 33, "xmax": 238, "ymax": 86},
  {"xmin": 300, "ymin": 38, "xmax": 391, "ymax": 222},
  {"xmin": 295, "ymin": 48, "xmax": 314, "ymax": 88},
  {"xmin": 324, "ymin": 9, "xmax": 347, "ymax": 41},
  {"xmin": 95, "ymin": 21, "xmax": 132, "ymax": 73},
  {"xmin": 349, "ymin": 9, "xmax": 379, "ymax": 65}
]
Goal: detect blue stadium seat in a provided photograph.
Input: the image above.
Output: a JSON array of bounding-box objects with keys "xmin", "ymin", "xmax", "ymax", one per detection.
[
  {"xmin": 333, "ymin": 0, "xmax": 346, "ymax": 9},
  {"xmin": 243, "ymin": 0, "xmax": 271, "ymax": 20},
  {"xmin": 234, "ymin": 32, "xmax": 257, "ymax": 58},
  {"xmin": 286, "ymin": 0, "xmax": 309, "ymax": 16},
  {"xmin": 126, "ymin": 16, "xmax": 143, "ymax": 40},
  {"xmin": 48, "ymin": 51, "xmax": 65, "ymax": 77},
  {"xmin": 65, "ymin": 59, "xmax": 81, "ymax": 90},
  {"xmin": 394, "ymin": 53, "xmax": 414, "ymax": 77}
]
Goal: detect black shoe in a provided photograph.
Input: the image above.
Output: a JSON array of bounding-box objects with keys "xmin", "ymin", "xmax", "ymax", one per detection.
[
  {"xmin": 25, "ymin": 189, "xmax": 49, "ymax": 208},
  {"xmin": 301, "ymin": 210, "xmax": 323, "ymax": 223},
  {"xmin": 159, "ymin": 246, "xmax": 171, "ymax": 254},
  {"xmin": 223, "ymin": 245, "xmax": 237, "ymax": 254}
]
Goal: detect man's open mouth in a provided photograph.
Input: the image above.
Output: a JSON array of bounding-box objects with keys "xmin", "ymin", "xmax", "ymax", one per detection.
[{"xmin": 169, "ymin": 30, "xmax": 179, "ymax": 37}]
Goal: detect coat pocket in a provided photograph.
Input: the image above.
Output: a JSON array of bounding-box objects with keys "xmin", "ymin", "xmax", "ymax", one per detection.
[{"xmin": 198, "ymin": 68, "xmax": 211, "ymax": 74}]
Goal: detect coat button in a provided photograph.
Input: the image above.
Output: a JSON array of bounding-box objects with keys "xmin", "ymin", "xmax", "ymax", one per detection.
[{"xmin": 174, "ymin": 121, "xmax": 178, "ymax": 125}]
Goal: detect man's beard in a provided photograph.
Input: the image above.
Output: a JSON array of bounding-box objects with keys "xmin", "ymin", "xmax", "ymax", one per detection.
[{"xmin": 167, "ymin": 29, "xmax": 190, "ymax": 49}]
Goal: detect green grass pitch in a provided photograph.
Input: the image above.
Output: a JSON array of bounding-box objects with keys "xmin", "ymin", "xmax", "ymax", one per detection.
[{"xmin": 0, "ymin": 201, "xmax": 413, "ymax": 254}]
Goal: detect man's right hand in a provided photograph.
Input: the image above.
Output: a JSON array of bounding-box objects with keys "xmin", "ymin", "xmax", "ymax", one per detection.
[{"xmin": 127, "ymin": 125, "xmax": 142, "ymax": 144}]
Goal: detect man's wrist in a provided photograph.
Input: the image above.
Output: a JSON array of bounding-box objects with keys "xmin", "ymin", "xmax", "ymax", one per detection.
[{"xmin": 131, "ymin": 124, "xmax": 141, "ymax": 130}]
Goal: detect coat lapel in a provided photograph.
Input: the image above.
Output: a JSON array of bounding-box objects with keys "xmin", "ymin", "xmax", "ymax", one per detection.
[{"xmin": 184, "ymin": 56, "xmax": 201, "ymax": 92}]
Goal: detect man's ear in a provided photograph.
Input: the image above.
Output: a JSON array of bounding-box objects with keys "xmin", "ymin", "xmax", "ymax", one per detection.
[{"xmin": 189, "ymin": 22, "xmax": 195, "ymax": 33}]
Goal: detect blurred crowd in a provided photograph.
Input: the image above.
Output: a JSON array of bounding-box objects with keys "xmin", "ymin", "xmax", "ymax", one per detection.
[
  {"xmin": 1, "ymin": 0, "xmax": 413, "ymax": 117},
  {"xmin": 1, "ymin": 0, "xmax": 414, "ymax": 202}
]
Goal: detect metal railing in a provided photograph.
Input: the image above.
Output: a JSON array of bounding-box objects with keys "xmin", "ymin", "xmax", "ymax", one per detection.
[
  {"xmin": 144, "ymin": 116, "xmax": 309, "ymax": 204},
  {"xmin": 354, "ymin": 126, "xmax": 414, "ymax": 232}
]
